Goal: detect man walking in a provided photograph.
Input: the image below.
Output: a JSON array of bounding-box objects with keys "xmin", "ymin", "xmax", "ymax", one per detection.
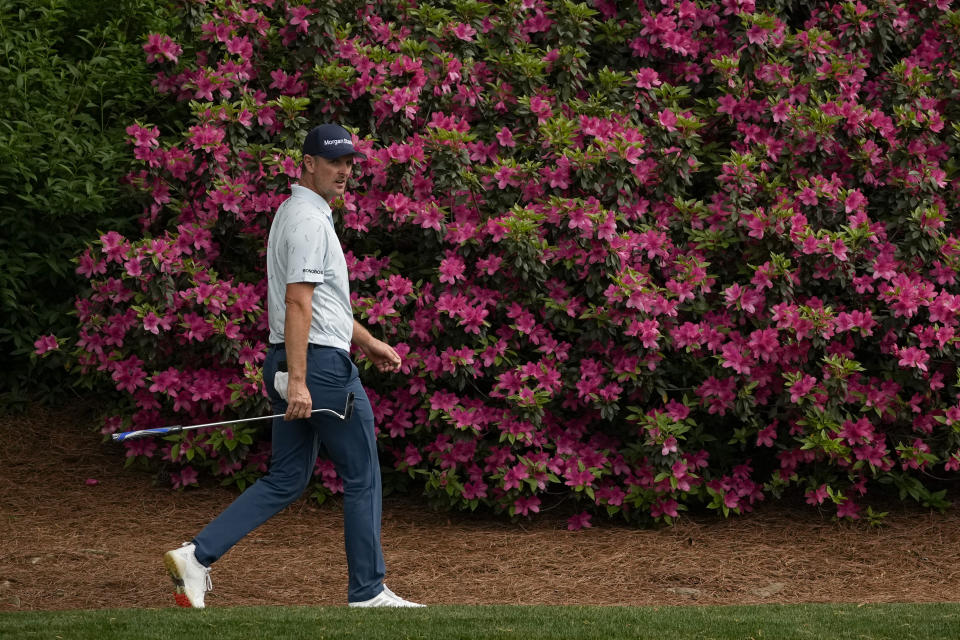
[{"xmin": 162, "ymin": 124, "xmax": 424, "ymax": 609}]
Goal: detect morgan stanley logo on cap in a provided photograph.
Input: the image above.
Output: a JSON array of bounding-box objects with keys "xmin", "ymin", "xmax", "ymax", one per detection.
[{"xmin": 302, "ymin": 124, "xmax": 365, "ymax": 159}]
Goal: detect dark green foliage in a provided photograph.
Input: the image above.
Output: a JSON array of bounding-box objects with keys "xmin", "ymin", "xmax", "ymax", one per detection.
[{"xmin": 0, "ymin": 0, "xmax": 183, "ymax": 410}]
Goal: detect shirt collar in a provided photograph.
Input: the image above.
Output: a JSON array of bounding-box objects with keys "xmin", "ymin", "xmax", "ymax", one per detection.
[{"xmin": 290, "ymin": 184, "xmax": 332, "ymax": 219}]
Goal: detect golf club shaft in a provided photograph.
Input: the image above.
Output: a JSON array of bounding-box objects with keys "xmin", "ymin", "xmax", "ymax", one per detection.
[{"xmin": 112, "ymin": 393, "xmax": 354, "ymax": 442}]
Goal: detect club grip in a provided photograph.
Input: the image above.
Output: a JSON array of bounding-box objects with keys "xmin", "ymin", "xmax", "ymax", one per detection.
[{"xmin": 112, "ymin": 426, "xmax": 181, "ymax": 442}]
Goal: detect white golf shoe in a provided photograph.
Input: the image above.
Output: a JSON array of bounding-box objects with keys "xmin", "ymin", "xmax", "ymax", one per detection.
[
  {"xmin": 348, "ymin": 584, "xmax": 425, "ymax": 608},
  {"xmin": 163, "ymin": 542, "xmax": 212, "ymax": 608}
]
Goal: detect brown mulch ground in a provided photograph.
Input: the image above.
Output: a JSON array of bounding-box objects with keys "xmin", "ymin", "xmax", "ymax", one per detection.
[{"xmin": 2, "ymin": 404, "xmax": 959, "ymax": 611}]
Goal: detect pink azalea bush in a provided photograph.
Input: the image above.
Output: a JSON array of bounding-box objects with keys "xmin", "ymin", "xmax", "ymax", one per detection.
[{"xmin": 70, "ymin": 0, "xmax": 960, "ymax": 523}]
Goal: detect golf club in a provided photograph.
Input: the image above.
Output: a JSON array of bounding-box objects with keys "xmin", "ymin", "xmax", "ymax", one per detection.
[{"xmin": 111, "ymin": 392, "xmax": 355, "ymax": 443}]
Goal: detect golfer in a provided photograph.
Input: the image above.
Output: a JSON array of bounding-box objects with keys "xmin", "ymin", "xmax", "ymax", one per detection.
[{"xmin": 162, "ymin": 123, "xmax": 424, "ymax": 609}]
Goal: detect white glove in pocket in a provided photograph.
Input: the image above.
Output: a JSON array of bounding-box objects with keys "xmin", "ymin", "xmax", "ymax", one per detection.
[{"xmin": 274, "ymin": 371, "xmax": 289, "ymax": 400}]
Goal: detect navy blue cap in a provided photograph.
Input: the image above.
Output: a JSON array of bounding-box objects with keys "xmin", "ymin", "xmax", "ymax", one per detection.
[{"xmin": 302, "ymin": 124, "xmax": 364, "ymax": 159}]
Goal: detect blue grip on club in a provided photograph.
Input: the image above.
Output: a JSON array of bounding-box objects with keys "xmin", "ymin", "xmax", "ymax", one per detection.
[{"xmin": 112, "ymin": 426, "xmax": 182, "ymax": 442}]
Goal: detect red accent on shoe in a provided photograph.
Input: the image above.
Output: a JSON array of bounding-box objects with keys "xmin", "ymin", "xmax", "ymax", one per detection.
[{"xmin": 174, "ymin": 592, "xmax": 191, "ymax": 608}]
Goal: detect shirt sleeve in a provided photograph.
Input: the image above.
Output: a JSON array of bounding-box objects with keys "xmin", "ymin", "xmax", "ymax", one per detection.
[{"xmin": 285, "ymin": 215, "xmax": 328, "ymax": 284}]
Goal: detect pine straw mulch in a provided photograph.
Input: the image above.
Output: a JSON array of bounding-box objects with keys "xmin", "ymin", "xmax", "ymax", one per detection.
[{"xmin": 2, "ymin": 404, "xmax": 960, "ymax": 612}]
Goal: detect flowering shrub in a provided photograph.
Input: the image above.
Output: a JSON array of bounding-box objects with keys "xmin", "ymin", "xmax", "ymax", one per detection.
[{"xmin": 69, "ymin": 0, "xmax": 960, "ymax": 526}]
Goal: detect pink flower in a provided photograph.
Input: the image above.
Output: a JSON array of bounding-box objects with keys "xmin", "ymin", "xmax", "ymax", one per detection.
[
  {"xmin": 661, "ymin": 436, "xmax": 678, "ymax": 456},
  {"xmin": 34, "ymin": 335, "xmax": 59, "ymax": 355},
  {"xmin": 187, "ymin": 124, "xmax": 225, "ymax": 151},
  {"xmin": 805, "ymin": 484, "xmax": 828, "ymax": 505},
  {"xmin": 76, "ymin": 248, "xmax": 106, "ymax": 278},
  {"xmin": 854, "ymin": 444, "xmax": 888, "ymax": 469},
  {"xmin": 720, "ymin": 343, "xmax": 753, "ymax": 375},
  {"xmin": 897, "ymin": 346, "xmax": 929, "ymax": 372},
  {"xmin": 111, "ymin": 357, "xmax": 147, "ymax": 393},
  {"xmin": 402, "ymin": 444, "xmax": 422, "ymax": 466},
  {"xmin": 171, "ymin": 466, "xmax": 199, "ymax": 489},
  {"xmin": 650, "ymin": 498, "xmax": 679, "ymax": 519},
  {"xmin": 430, "ymin": 390, "xmax": 459, "ymax": 412},
  {"xmin": 945, "ymin": 453, "xmax": 960, "ymax": 472},
  {"xmin": 413, "ymin": 204, "xmax": 444, "ymax": 230},
  {"xmin": 747, "ymin": 328, "xmax": 779, "ymax": 361},
  {"xmin": 439, "ymin": 255, "xmax": 466, "ymax": 283},
  {"xmin": 528, "ymin": 95, "xmax": 553, "ymax": 123},
  {"xmin": 287, "ymin": 5, "xmax": 316, "ymax": 34},
  {"xmin": 829, "ymin": 237, "xmax": 849, "ymax": 261},
  {"xmin": 567, "ymin": 512, "xmax": 592, "ymax": 531},
  {"xmin": 756, "ymin": 422, "xmax": 777, "ymax": 447},
  {"xmin": 226, "ymin": 36, "xmax": 253, "ymax": 59},
  {"xmin": 770, "ymin": 100, "xmax": 790, "ymax": 123},
  {"xmin": 459, "ymin": 305, "xmax": 490, "ymax": 334},
  {"xmin": 746, "ymin": 25, "xmax": 769, "ymax": 45},
  {"xmin": 836, "ymin": 499, "xmax": 860, "ymax": 520},
  {"xmin": 658, "ymin": 109, "xmax": 678, "ymax": 132},
  {"xmin": 635, "ymin": 68, "xmax": 661, "ymax": 89},
  {"xmin": 513, "ymin": 495, "xmax": 540, "ymax": 516},
  {"xmin": 493, "ymin": 165, "xmax": 520, "ymax": 189},
  {"xmin": 149, "ymin": 368, "xmax": 181, "ymax": 395},
  {"xmin": 143, "ymin": 33, "xmax": 182, "ymax": 64},
  {"xmin": 798, "ymin": 186, "xmax": 818, "ymax": 206},
  {"xmin": 143, "ymin": 312, "xmax": 172, "ymax": 335},
  {"xmin": 496, "ymin": 127, "xmax": 516, "ymax": 147},
  {"xmin": 567, "ymin": 207, "xmax": 593, "ymax": 233},
  {"xmin": 844, "ymin": 189, "xmax": 867, "ymax": 213},
  {"xmin": 100, "ymin": 231, "xmax": 129, "ymax": 263},
  {"xmin": 384, "ymin": 274, "xmax": 414, "ymax": 298},
  {"xmin": 839, "ymin": 418, "xmax": 873, "ymax": 443},
  {"xmin": 504, "ymin": 464, "xmax": 530, "ymax": 490},
  {"xmin": 124, "ymin": 257, "xmax": 143, "ymax": 277},
  {"xmin": 125, "ymin": 438, "xmax": 157, "ymax": 459},
  {"xmin": 671, "ymin": 460, "xmax": 693, "ymax": 491},
  {"xmin": 85, "ymin": 478, "xmax": 100, "ymax": 486},
  {"xmin": 126, "ymin": 123, "xmax": 160, "ymax": 148},
  {"xmin": 788, "ymin": 374, "xmax": 817, "ymax": 403},
  {"xmin": 451, "ymin": 22, "xmax": 477, "ymax": 41},
  {"xmin": 477, "ymin": 255, "xmax": 503, "ymax": 276},
  {"xmin": 565, "ymin": 467, "xmax": 595, "ymax": 488},
  {"xmin": 722, "ymin": 0, "xmax": 756, "ymax": 15},
  {"xmin": 182, "ymin": 313, "xmax": 212, "ymax": 342},
  {"xmin": 666, "ymin": 401, "xmax": 690, "ymax": 422},
  {"xmin": 462, "ymin": 481, "xmax": 487, "ymax": 500},
  {"xmin": 723, "ymin": 491, "xmax": 740, "ymax": 510}
]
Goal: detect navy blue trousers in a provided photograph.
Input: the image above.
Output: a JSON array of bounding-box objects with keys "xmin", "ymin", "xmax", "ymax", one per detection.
[{"xmin": 191, "ymin": 345, "xmax": 386, "ymax": 602}]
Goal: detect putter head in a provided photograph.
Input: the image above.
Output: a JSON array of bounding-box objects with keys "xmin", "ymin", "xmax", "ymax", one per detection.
[{"xmin": 345, "ymin": 392, "xmax": 355, "ymax": 420}]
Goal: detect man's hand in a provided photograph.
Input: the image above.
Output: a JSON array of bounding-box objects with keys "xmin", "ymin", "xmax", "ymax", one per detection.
[
  {"xmin": 353, "ymin": 320, "xmax": 402, "ymax": 373},
  {"xmin": 284, "ymin": 376, "xmax": 313, "ymax": 421},
  {"xmin": 360, "ymin": 337, "xmax": 402, "ymax": 373}
]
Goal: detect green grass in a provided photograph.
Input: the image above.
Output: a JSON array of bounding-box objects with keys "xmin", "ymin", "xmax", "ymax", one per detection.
[{"xmin": 2, "ymin": 603, "xmax": 959, "ymax": 639}]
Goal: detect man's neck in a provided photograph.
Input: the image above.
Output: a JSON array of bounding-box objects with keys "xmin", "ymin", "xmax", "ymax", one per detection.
[{"xmin": 296, "ymin": 182, "xmax": 332, "ymax": 204}]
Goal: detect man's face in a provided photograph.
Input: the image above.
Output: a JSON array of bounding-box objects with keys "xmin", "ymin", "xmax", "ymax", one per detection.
[{"xmin": 303, "ymin": 154, "xmax": 355, "ymax": 202}]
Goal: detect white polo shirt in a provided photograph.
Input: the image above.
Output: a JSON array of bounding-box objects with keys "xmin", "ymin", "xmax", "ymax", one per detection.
[{"xmin": 266, "ymin": 184, "xmax": 353, "ymax": 351}]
